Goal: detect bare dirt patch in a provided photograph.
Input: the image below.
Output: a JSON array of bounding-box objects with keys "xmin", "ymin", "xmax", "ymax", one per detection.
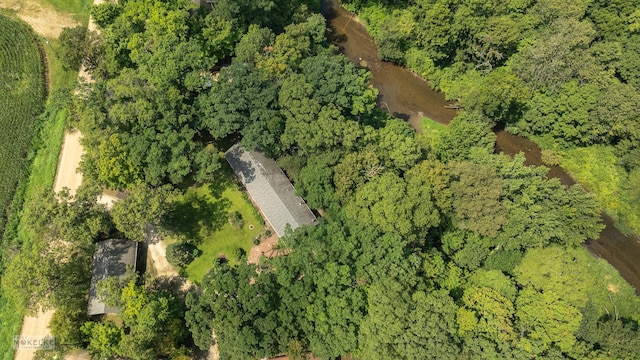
[
  {"xmin": 0, "ymin": 0, "xmax": 79, "ymax": 38},
  {"xmin": 97, "ymin": 193, "xmax": 120, "ymax": 210},
  {"xmin": 64, "ymin": 349, "xmax": 90, "ymax": 360},
  {"xmin": 607, "ymin": 283, "xmax": 620, "ymax": 293},
  {"xmin": 147, "ymin": 232, "xmax": 180, "ymax": 278},
  {"xmin": 247, "ymin": 232, "xmax": 289, "ymax": 264}
]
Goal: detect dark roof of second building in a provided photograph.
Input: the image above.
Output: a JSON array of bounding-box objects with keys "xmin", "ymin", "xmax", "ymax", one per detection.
[{"xmin": 88, "ymin": 239, "xmax": 138, "ymax": 316}]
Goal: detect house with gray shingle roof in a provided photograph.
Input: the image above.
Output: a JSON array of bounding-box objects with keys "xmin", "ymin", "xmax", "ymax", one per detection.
[
  {"xmin": 225, "ymin": 144, "xmax": 317, "ymax": 237},
  {"xmin": 88, "ymin": 239, "xmax": 138, "ymax": 316}
]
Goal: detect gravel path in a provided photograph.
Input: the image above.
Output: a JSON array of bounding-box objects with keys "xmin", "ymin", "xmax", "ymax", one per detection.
[{"xmin": 52, "ymin": 130, "xmax": 84, "ymax": 196}]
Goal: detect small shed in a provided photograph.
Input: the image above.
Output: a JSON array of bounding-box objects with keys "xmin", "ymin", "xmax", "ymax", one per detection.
[
  {"xmin": 88, "ymin": 239, "xmax": 138, "ymax": 316},
  {"xmin": 225, "ymin": 144, "xmax": 317, "ymax": 237}
]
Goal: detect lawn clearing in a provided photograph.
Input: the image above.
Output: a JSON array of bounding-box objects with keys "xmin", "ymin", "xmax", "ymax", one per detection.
[
  {"xmin": 43, "ymin": 37, "xmax": 82, "ymax": 92},
  {"xmin": 558, "ymin": 145, "xmax": 640, "ymax": 234},
  {"xmin": 46, "ymin": 0, "xmax": 93, "ymax": 22},
  {"xmin": 168, "ymin": 179, "xmax": 264, "ymax": 284},
  {"xmin": 418, "ymin": 117, "xmax": 447, "ymax": 147}
]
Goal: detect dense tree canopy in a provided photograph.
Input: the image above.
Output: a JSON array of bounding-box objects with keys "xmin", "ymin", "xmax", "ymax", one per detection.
[
  {"xmin": 345, "ymin": 0, "xmax": 640, "ymax": 233},
  {"xmin": 84, "ymin": 277, "xmax": 190, "ymax": 359},
  {"xmin": 180, "ymin": 0, "xmax": 639, "ymax": 352},
  {"xmin": 45, "ymin": 0, "xmax": 640, "ymax": 359}
]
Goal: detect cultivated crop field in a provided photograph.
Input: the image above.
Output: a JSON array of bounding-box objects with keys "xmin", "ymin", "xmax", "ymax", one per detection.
[{"xmin": 0, "ymin": 14, "xmax": 46, "ymax": 239}]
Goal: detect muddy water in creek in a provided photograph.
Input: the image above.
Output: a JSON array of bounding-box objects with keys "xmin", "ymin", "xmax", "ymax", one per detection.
[
  {"xmin": 320, "ymin": 0, "xmax": 456, "ymax": 126},
  {"xmin": 322, "ymin": 0, "xmax": 640, "ymax": 293}
]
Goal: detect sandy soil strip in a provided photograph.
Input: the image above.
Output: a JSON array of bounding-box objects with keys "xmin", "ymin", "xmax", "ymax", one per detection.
[
  {"xmin": 146, "ymin": 229, "xmax": 180, "ymax": 278},
  {"xmin": 13, "ymin": 309, "xmax": 54, "ymax": 360},
  {"xmin": 14, "ymin": 1, "xmax": 105, "ymax": 359},
  {"xmin": 52, "ymin": 130, "xmax": 84, "ymax": 196},
  {"xmin": 15, "ymin": 132, "xmax": 84, "ymax": 358},
  {"xmin": 96, "ymin": 193, "xmax": 119, "ymax": 210},
  {"xmin": 87, "ymin": 0, "xmax": 105, "ymax": 32},
  {"xmin": 63, "ymin": 349, "xmax": 89, "ymax": 360},
  {"xmin": 0, "ymin": 0, "xmax": 79, "ymax": 38}
]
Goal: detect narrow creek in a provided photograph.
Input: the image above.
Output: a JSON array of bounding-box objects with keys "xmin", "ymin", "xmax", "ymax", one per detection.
[{"xmin": 321, "ymin": 0, "xmax": 640, "ymax": 293}]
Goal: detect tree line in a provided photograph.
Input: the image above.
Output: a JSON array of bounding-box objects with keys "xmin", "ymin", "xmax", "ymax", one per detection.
[{"xmin": 342, "ymin": 0, "xmax": 640, "ymax": 232}]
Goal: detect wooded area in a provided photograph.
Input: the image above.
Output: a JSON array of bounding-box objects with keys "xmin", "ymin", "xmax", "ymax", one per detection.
[
  {"xmin": 345, "ymin": 0, "xmax": 640, "ymax": 233},
  {"xmin": 2, "ymin": 0, "xmax": 639, "ymax": 359}
]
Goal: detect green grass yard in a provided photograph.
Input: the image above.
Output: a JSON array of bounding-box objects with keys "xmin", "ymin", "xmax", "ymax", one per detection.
[
  {"xmin": 47, "ymin": 0, "xmax": 93, "ymax": 23},
  {"xmin": 168, "ymin": 178, "xmax": 264, "ymax": 284}
]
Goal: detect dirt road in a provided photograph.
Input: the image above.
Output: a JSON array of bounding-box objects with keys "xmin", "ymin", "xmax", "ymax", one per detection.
[
  {"xmin": 52, "ymin": 130, "xmax": 84, "ymax": 196},
  {"xmin": 12, "ymin": 0, "xmax": 220, "ymax": 358},
  {"xmin": 13, "ymin": 309, "xmax": 54, "ymax": 360},
  {"xmin": 15, "ymin": 96, "xmax": 85, "ymax": 360}
]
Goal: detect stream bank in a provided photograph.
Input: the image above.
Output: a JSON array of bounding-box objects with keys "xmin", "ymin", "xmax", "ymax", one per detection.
[{"xmin": 321, "ymin": 0, "xmax": 640, "ymax": 293}]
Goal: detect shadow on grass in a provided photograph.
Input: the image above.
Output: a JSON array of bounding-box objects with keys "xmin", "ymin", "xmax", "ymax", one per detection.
[
  {"xmin": 208, "ymin": 162, "xmax": 235, "ymax": 199},
  {"xmin": 149, "ymin": 275, "xmax": 195, "ymax": 300},
  {"xmin": 165, "ymin": 185, "xmax": 231, "ymax": 245}
]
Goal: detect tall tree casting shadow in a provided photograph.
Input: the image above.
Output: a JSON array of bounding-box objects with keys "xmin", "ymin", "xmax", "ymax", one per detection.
[{"xmin": 165, "ymin": 186, "xmax": 231, "ymax": 245}]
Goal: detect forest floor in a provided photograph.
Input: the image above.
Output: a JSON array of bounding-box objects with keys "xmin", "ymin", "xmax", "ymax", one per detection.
[{"xmin": 0, "ymin": 0, "xmax": 79, "ymax": 38}]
